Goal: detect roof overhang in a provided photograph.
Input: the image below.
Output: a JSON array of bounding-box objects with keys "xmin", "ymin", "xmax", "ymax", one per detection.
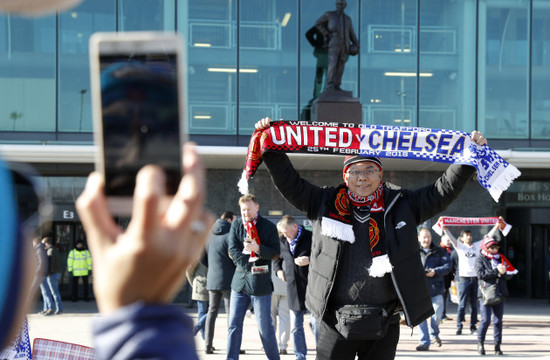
[{"xmin": 0, "ymin": 144, "xmax": 547, "ymax": 172}]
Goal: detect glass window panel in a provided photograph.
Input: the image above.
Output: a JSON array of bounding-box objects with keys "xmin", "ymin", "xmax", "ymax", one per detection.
[
  {"xmin": 478, "ymin": 1, "xmax": 529, "ymax": 139},
  {"xmin": 119, "ymin": 0, "xmax": 175, "ymax": 31},
  {"xmin": 0, "ymin": 16, "xmax": 55, "ymax": 132},
  {"xmin": 58, "ymin": 0, "xmax": 115, "ymax": 133},
  {"xmin": 419, "ymin": 0, "xmax": 476, "ymax": 132},
  {"xmin": 532, "ymin": 0, "xmax": 550, "ymax": 139},
  {"xmin": 182, "ymin": 0, "xmax": 237, "ymax": 135},
  {"xmin": 239, "ymin": 0, "xmax": 298, "ymax": 134},
  {"xmin": 360, "ymin": 0, "xmax": 417, "ymax": 126}
]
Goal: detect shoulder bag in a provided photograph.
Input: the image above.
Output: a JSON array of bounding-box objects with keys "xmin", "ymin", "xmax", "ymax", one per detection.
[{"xmin": 479, "ymin": 278, "xmax": 503, "ymax": 306}]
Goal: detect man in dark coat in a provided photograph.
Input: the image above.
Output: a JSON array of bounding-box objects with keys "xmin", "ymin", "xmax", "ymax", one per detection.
[
  {"xmin": 202, "ymin": 211, "xmax": 236, "ymax": 354},
  {"xmin": 227, "ymin": 194, "xmax": 281, "ymax": 360},
  {"xmin": 273, "ymin": 215, "xmax": 313, "ymax": 360},
  {"xmin": 416, "ymin": 228, "xmax": 451, "ymax": 351},
  {"xmin": 254, "ymin": 117, "xmax": 488, "ymax": 360}
]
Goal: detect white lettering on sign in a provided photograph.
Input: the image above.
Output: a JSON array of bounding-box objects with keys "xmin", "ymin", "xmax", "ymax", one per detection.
[{"xmin": 63, "ymin": 210, "xmax": 75, "ymax": 219}]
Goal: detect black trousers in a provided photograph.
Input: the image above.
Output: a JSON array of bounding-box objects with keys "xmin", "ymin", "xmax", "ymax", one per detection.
[
  {"xmin": 72, "ymin": 275, "xmax": 89, "ymax": 301},
  {"xmin": 316, "ymin": 313, "xmax": 400, "ymax": 360}
]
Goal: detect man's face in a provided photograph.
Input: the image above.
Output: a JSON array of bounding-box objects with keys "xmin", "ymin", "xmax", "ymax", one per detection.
[
  {"xmin": 418, "ymin": 229, "xmax": 432, "ymax": 249},
  {"xmin": 240, "ymin": 200, "xmax": 259, "ymax": 222},
  {"xmin": 280, "ymin": 224, "xmax": 299, "ymax": 242},
  {"xmin": 336, "ymin": 0, "xmax": 347, "ymax": 11},
  {"xmin": 461, "ymin": 232, "xmax": 473, "ymax": 245},
  {"xmin": 343, "ymin": 162, "xmax": 383, "ymax": 197}
]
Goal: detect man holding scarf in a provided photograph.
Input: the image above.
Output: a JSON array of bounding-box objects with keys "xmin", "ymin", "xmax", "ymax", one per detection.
[
  {"xmin": 227, "ymin": 194, "xmax": 281, "ymax": 360},
  {"xmin": 254, "ymin": 117, "xmax": 488, "ymax": 360}
]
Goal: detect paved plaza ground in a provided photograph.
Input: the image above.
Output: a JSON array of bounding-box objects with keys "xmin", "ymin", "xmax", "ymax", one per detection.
[{"xmin": 28, "ymin": 297, "xmax": 550, "ymax": 359}]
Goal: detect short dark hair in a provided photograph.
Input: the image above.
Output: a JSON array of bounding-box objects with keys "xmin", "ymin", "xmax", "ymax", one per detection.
[{"xmin": 220, "ymin": 211, "xmax": 235, "ymax": 221}]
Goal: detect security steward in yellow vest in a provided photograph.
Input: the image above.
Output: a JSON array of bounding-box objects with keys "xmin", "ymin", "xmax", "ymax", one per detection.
[{"xmin": 67, "ymin": 241, "xmax": 92, "ymax": 301}]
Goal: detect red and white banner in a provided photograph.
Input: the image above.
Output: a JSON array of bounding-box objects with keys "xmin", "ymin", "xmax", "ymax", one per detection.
[{"xmin": 432, "ymin": 216, "xmax": 512, "ymax": 236}]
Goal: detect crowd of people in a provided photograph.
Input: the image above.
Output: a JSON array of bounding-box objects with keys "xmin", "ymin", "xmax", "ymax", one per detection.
[
  {"xmin": 0, "ymin": 3, "xmax": 518, "ymax": 360},
  {"xmin": 2, "ymin": 120, "xmax": 517, "ymax": 360}
]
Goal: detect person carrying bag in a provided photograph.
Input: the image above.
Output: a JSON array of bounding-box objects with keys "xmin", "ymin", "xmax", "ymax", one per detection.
[{"xmin": 475, "ymin": 235, "xmax": 517, "ymax": 356}]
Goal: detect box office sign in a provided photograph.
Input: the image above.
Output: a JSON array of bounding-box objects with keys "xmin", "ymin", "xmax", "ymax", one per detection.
[{"xmin": 504, "ymin": 181, "xmax": 550, "ymax": 206}]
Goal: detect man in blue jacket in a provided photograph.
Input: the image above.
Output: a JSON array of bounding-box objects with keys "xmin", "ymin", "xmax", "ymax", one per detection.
[
  {"xmin": 416, "ymin": 227, "xmax": 451, "ymax": 351},
  {"xmin": 227, "ymin": 194, "xmax": 281, "ymax": 360}
]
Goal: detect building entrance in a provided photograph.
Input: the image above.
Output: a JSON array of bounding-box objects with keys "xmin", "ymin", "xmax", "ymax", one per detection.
[{"xmin": 506, "ymin": 208, "xmax": 550, "ymax": 299}]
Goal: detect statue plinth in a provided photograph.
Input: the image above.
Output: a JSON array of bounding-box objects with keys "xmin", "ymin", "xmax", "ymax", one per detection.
[{"xmin": 310, "ymin": 89, "xmax": 362, "ymax": 124}]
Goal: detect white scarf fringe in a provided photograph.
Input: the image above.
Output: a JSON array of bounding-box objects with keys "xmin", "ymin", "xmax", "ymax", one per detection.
[
  {"xmin": 238, "ymin": 170, "xmax": 249, "ymax": 195},
  {"xmin": 321, "ymin": 216, "xmax": 355, "ymax": 243},
  {"xmin": 368, "ymin": 254, "xmax": 393, "ymax": 277},
  {"xmin": 488, "ymin": 165, "xmax": 522, "ymax": 202}
]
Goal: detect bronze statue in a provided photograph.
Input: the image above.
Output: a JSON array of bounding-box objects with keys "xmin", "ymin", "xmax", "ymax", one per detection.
[
  {"xmin": 315, "ymin": 0, "xmax": 359, "ymax": 93},
  {"xmin": 306, "ymin": 26, "xmax": 328, "ymax": 99}
]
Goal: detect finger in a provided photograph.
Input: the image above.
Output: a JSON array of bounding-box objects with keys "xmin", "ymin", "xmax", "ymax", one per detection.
[
  {"xmin": 76, "ymin": 172, "xmax": 120, "ymax": 252},
  {"xmin": 126, "ymin": 165, "xmax": 165, "ymax": 242},
  {"xmin": 165, "ymin": 143, "xmax": 205, "ymax": 230},
  {"xmin": 160, "ymin": 211, "xmax": 214, "ymax": 302}
]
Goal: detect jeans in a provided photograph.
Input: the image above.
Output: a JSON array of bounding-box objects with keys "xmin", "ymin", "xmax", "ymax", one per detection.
[
  {"xmin": 195, "ymin": 300, "xmax": 208, "ymax": 339},
  {"xmin": 309, "ymin": 313, "xmax": 319, "ymax": 346},
  {"xmin": 205, "ymin": 289, "xmax": 230, "ymax": 349},
  {"xmin": 39, "ymin": 279, "xmax": 53, "ymax": 311},
  {"xmin": 457, "ymin": 277, "xmax": 478, "ymax": 330},
  {"xmin": 46, "ymin": 273, "xmax": 63, "ymax": 312},
  {"xmin": 227, "ymin": 290, "xmax": 280, "ymax": 360},
  {"xmin": 418, "ymin": 294, "xmax": 444, "ymax": 347},
  {"xmin": 271, "ymin": 294, "xmax": 290, "ymax": 350},
  {"xmin": 291, "ymin": 310, "xmax": 307, "ymax": 360},
  {"xmin": 478, "ymin": 300, "xmax": 504, "ymax": 343}
]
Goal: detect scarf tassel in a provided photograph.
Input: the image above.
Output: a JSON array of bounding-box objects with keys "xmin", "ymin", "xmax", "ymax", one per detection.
[
  {"xmin": 321, "ymin": 216, "xmax": 355, "ymax": 243},
  {"xmin": 238, "ymin": 170, "xmax": 250, "ymax": 195},
  {"xmin": 368, "ymin": 254, "xmax": 393, "ymax": 278}
]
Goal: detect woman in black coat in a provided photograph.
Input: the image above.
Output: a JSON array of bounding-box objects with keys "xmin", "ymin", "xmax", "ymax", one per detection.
[{"xmin": 475, "ymin": 235, "xmax": 516, "ymax": 356}]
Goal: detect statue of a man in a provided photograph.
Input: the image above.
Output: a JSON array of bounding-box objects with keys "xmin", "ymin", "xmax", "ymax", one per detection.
[{"xmin": 315, "ymin": 0, "xmax": 359, "ymax": 93}]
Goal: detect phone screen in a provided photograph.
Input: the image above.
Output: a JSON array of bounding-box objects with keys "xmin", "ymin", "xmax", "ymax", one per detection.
[{"xmin": 99, "ymin": 53, "xmax": 181, "ymax": 197}]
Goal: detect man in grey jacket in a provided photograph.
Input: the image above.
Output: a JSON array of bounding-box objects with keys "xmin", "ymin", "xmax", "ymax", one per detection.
[{"xmin": 254, "ymin": 117, "xmax": 487, "ymax": 360}]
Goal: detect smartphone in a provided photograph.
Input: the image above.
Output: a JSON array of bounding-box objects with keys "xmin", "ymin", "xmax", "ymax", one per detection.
[{"xmin": 89, "ymin": 32, "xmax": 187, "ymax": 216}]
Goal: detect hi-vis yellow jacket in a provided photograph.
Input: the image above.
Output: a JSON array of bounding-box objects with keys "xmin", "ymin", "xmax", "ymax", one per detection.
[{"xmin": 67, "ymin": 249, "xmax": 92, "ymax": 276}]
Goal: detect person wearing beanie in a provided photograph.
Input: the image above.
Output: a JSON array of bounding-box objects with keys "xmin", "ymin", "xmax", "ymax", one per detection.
[
  {"xmin": 255, "ymin": 117, "xmax": 488, "ymax": 360},
  {"xmin": 441, "ymin": 220, "xmax": 501, "ymax": 336},
  {"xmin": 474, "ymin": 233, "xmax": 516, "ymax": 356}
]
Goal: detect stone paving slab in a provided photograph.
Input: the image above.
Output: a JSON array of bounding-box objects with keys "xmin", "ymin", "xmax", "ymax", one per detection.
[{"xmin": 27, "ymin": 298, "xmax": 550, "ymax": 359}]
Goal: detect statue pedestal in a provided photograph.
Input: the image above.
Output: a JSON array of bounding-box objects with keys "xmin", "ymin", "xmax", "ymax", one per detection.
[{"xmin": 310, "ymin": 89, "xmax": 362, "ymax": 124}]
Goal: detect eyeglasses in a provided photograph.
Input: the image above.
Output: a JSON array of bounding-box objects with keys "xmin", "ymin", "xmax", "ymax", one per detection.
[{"xmin": 347, "ymin": 169, "xmax": 380, "ymax": 178}]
